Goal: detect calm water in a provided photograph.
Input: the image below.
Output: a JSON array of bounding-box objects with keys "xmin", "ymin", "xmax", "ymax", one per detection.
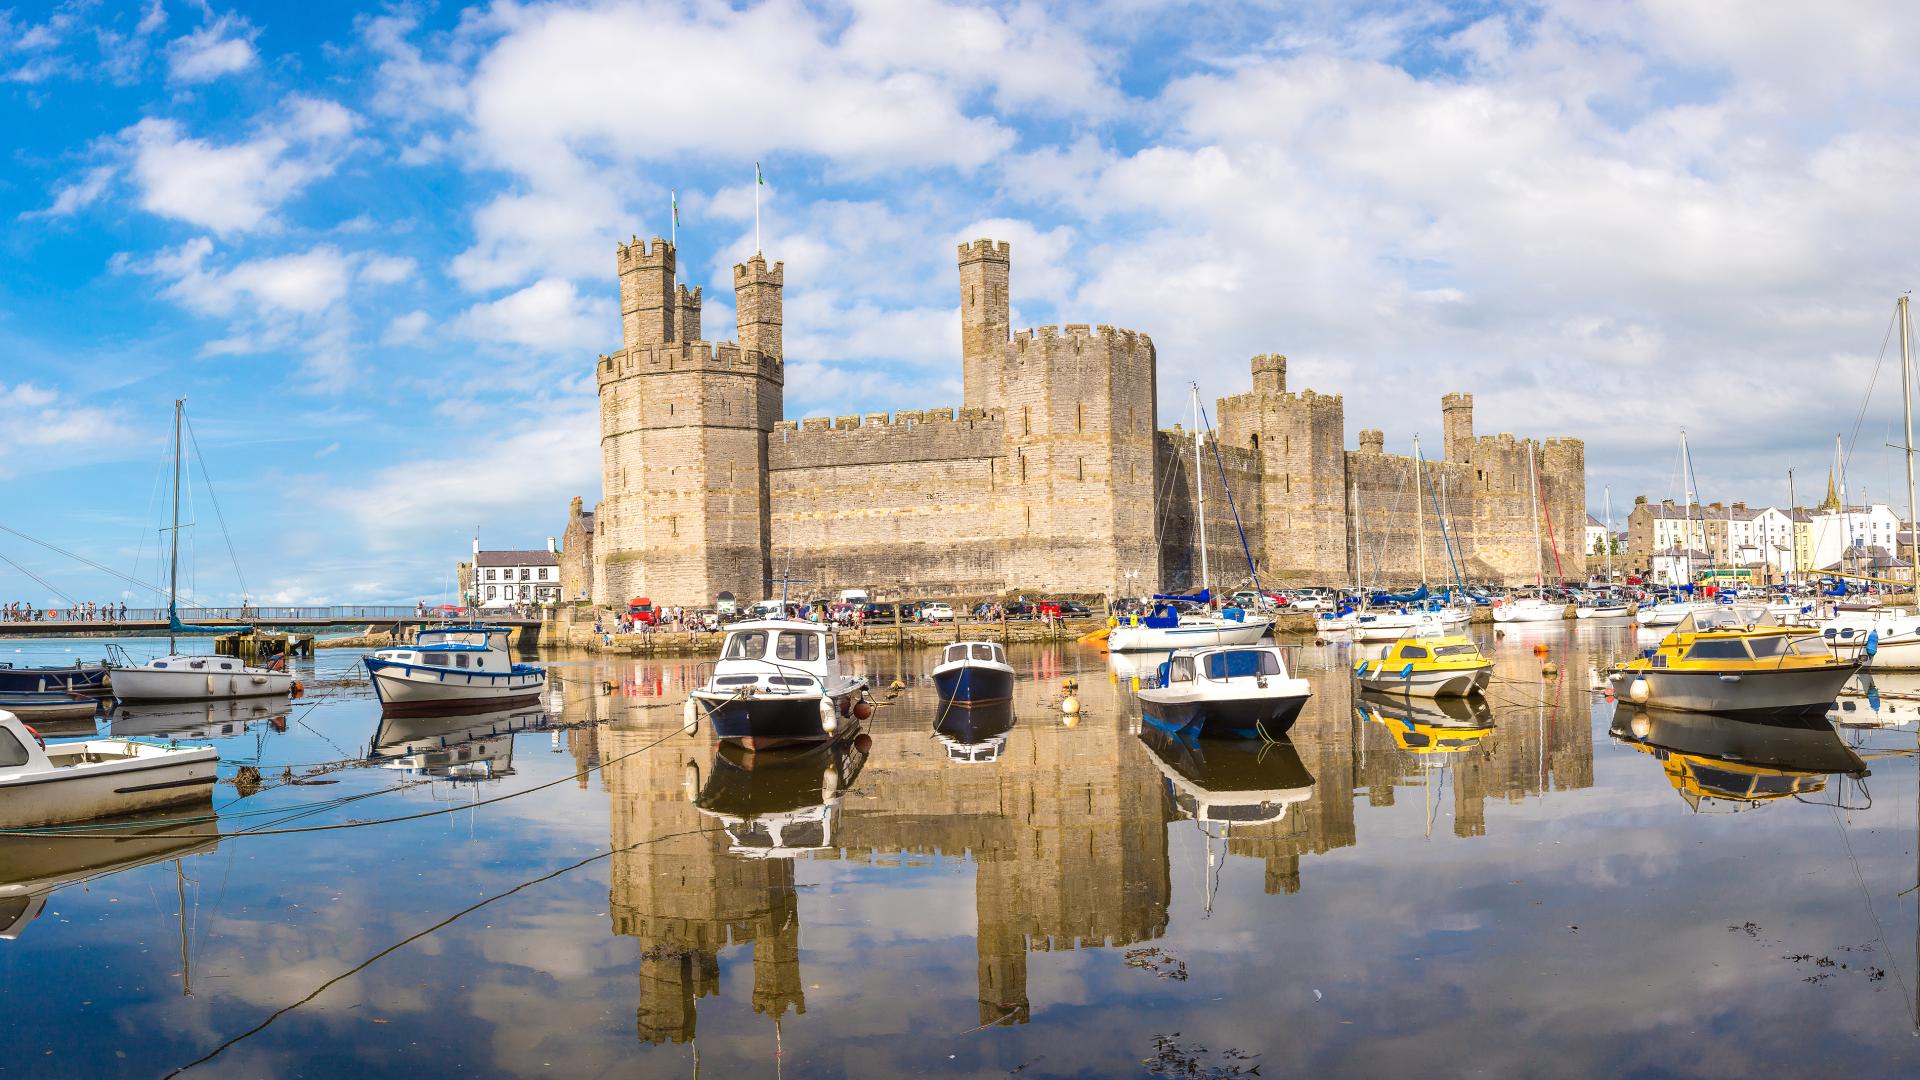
[{"xmin": 2, "ymin": 627, "xmax": 1917, "ymax": 1078}]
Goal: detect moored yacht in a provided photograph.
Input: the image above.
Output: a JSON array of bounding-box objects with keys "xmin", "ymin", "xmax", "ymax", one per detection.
[
  {"xmin": 688, "ymin": 619, "xmax": 870, "ymax": 749},
  {"xmin": 1108, "ymin": 593, "xmax": 1271, "ymax": 652},
  {"xmin": 365, "ymin": 626, "xmax": 546, "ymax": 715},
  {"xmin": 1606, "ymin": 605, "xmax": 1858, "ymax": 717},
  {"xmin": 1136, "ymin": 644, "xmax": 1311, "ymax": 740}
]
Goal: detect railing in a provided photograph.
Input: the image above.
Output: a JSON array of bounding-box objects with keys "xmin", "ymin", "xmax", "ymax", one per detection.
[{"xmin": 0, "ymin": 605, "xmax": 473, "ymax": 624}]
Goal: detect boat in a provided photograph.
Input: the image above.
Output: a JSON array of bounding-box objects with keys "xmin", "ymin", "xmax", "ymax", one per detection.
[
  {"xmin": 1350, "ymin": 609, "xmax": 1437, "ymax": 643},
  {"xmin": 688, "ymin": 734, "xmax": 871, "ymax": 857},
  {"xmin": 0, "ymin": 805, "xmax": 219, "ymax": 941},
  {"xmin": 1577, "ymin": 489, "xmax": 1631, "ymax": 619},
  {"xmin": 1354, "ymin": 691, "xmax": 1495, "ymax": 754},
  {"xmin": 1135, "ymin": 644, "xmax": 1311, "ymax": 740},
  {"xmin": 1109, "ymin": 384, "xmax": 1274, "ymax": 652},
  {"xmin": 1829, "ymin": 670, "xmax": 1920, "ymax": 729},
  {"xmin": 0, "ymin": 661, "xmax": 112, "ymax": 697},
  {"xmin": 0, "ymin": 709, "xmax": 218, "ymax": 829},
  {"xmin": 364, "ymin": 626, "xmax": 546, "ymax": 715},
  {"xmin": 934, "ymin": 699, "xmax": 1017, "ymax": 763},
  {"xmin": 1820, "ymin": 609, "xmax": 1920, "ymax": 670},
  {"xmin": 1352, "ymin": 633, "xmax": 1493, "ymax": 697},
  {"xmin": 1137, "ymin": 724, "xmax": 1315, "ymax": 913},
  {"xmin": 1607, "ymin": 703, "xmax": 1868, "ymax": 812},
  {"xmin": 688, "ymin": 619, "xmax": 870, "ymax": 749},
  {"xmin": 0, "ymin": 691, "xmax": 98, "ymax": 722},
  {"xmin": 930, "ymin": 640, "xmax": 1015, "ymax": 706},
  {"xmin": 1577, "ymin": 598, "xmax": 1632, "ymax": 619},
  {"xmin": 369, "ymin": 705, "xmax": 546, "ymax": 780},
  {"xmin": 1635, "ymin": 598, "xmax": 1702, "ymax": 627},
  {"xmin": 1605, "ymin": 605, "xmax": 1859, "ymax": 718},
  {"xmin": 111, "ymin": 400, "xmax": 295, "ymax": 704}
]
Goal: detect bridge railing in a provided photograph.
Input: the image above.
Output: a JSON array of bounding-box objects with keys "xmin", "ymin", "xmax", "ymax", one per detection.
[{"xmin": 0, "ymin": 605, "xmax": 433, "ymax": 624}]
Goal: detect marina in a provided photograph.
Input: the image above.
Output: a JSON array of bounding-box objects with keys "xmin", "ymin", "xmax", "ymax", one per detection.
[{"xmin": 0, "ymin": 625, "xmax": 1915, "ymax": 1075}]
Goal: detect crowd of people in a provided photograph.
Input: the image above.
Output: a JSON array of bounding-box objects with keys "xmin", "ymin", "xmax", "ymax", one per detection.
[{"xmin": 2, "ymin": 600, "xmax": 130, "ymax": 622}]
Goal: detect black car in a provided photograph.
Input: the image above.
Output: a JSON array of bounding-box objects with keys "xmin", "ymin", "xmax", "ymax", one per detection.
[
  {"xmin": 1057, "ymin": 601, "xmax": 1092, "ymax": 617},
  {"xmin": 860, "ymin": 602, "xmax": 899, "ymax": 620}
]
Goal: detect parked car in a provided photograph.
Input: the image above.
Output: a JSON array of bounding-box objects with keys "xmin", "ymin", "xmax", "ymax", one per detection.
[
  {"xmin": 922, "ymin": 603, "xmax": 956, "ymax": 622},
  {"xmin": 1057, "ymin": 601, "xmax": 1092, "ymax": 617}
]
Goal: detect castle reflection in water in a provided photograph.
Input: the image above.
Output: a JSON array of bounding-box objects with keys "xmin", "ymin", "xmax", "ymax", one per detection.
[{"xmin": 548, "ymin": 632, "xmax": 1602, "ymax": 1044}]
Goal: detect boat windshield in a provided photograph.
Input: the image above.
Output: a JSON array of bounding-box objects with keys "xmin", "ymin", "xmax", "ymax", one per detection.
[
  {"xmin": 1679, "ymin": 605, "xmax": 1775, "ymax": 633},
  {"xmin": 724, "ymin": 631, "xmax": 767, "ymax": 660},
  {"xmin": 1433, "ymin": 643, "xmax": 1481, "ymax": 658},
  {"xmin": 1203, "ymin": 650, "xmax": 1282, "ymax": 679},
  {"xmin": 0, "ymin": 726, "xmax": 29, "ymax": 767},
  {"xmin": 775, "ymin": 632, "xmax": 821, "ymax": 662}
]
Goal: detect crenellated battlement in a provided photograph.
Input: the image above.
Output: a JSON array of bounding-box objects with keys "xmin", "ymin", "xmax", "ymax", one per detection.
[
  {"xmin": 958, "ymin": 238, "xmax": 1010, "ymax": 262},
  {"xmin": 617, "ymin": 235, "xmax": 675, "ymax": 271},
  {"xmin": 1007, "ymin": 324, "xmax": 1153, "ymax": 353},
  {"xmin": 597, "ymin": 340, "xmax": 783, "ymax": 383},
  {"xmin": 773, "ymin": 406, "xmax": 1005, "ymax": 437}
]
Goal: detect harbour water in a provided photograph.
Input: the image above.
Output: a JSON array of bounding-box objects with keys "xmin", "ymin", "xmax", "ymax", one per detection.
[{"xmin": 3, "ymin": 625, "xmax": 1918, "ymax": 1077}]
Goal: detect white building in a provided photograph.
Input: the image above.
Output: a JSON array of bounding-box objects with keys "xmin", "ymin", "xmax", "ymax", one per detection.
[
  {"xmin": 1585, "ymin": 514, "xmax": 1608, "ymax": 557},
  {"xmin": 470, "ymin": 538, "xmax": 562, "ymax": 608},
  {"xmin": 1650, "ymin": 547, "xmax": 1707, "ymax": 587},
  {"xmin": 1808, "ymin": 503, "xmax": 1903, "ymax": 575}
]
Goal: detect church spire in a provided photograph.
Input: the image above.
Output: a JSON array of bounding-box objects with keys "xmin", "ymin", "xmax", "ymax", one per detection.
[{"xmin": 1822, "ymin": 467, "xmax": 1841, "ymax": 510}]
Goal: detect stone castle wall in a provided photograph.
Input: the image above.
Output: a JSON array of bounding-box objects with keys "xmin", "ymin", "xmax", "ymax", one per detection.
[{"xmin": 579, "ymin": 236, "xmax": 1585, "ymax": 605}]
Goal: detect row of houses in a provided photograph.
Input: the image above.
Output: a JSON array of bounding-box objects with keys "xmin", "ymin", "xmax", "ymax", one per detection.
[
  {"xmin": 1602, "ymin": 493, "xmax": 1914, "ymax": 586},
  {"xmin": 454, "ymin": 537, "xmax": 564, "ymax": 609}
]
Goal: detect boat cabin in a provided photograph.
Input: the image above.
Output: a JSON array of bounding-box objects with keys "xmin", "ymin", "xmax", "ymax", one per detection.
[
  {"xmin": 373, "ymin": 627, "xmax": 519, "ymax": 675},
  {"xmin": 1157, "ymin": 646, "xmax": 1288, "ymax": 688},
  {"xmin": 1632, "ymin": 606, "xmax": 1832, "ymax": 670},
  {"xmin": 941, "ymin": 641, "xmax": 1007, "ymax": 667},
  {"xmin": 708, "ymin": 620, "xmax": 842, "ymax": 693}
]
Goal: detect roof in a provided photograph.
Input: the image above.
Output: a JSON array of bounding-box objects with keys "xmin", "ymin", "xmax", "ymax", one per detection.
[
  {"xmin": 1586, "ymin": 513, "xmax": 1604, "ymax": 528},
  {"xmin": 475, "ymin": 549, "xmax": 558, "ymax": 567}
]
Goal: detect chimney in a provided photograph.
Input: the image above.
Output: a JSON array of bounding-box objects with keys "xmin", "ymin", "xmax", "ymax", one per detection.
[
  {"xmin": 547, "ymin": 536, "xmax": 557, "ymax": 554},
  {"xmin": 472, "ymin": 535, "xmax": 480, "ymax": 557}
]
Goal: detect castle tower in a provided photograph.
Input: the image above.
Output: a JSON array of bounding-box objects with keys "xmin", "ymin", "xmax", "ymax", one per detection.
[
  {"xmin": 618, "ymin": 237, "xmax": 676, "ymax": 348},
  {"xmin": 1214, "ymin": 354, "xmax": 1350, "ymax": 587},
  {"xmin": 959, "ymin": 239, "xmax": 1010, "ymax": 412},
  {"xmin": 734, "ymin": 254, "xmax": 783, "ymax": 360},
  {"xmin": 1442, "ymin": 392, "xmax": 1474, "ymax": 463},
  {"xmin": 676, "ymin": 284, "xmax": 702, "ymax": 343}
]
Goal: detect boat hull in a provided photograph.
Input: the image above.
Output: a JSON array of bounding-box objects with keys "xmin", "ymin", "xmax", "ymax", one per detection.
[
  {"xmin": 694, "ymin": 687, "xmax": 865, "ymax": 750},
  {"xmin": 1493, "ymin": 602, "xmax": 1564, "ymax": 623},
  {"xmin": 365, "ymin": 658, "xmax": 545, "ymax": 715},
  {"xmin": 1139, "ymin": 693, "xmax": 1308, "ymax": 740},
  {"xmin": 1109, "ymin": 618, "xmax": 1271, "ymax": 652},
  {"xmin": 0, "ymin": 694, "xmax": 99, "ymax": 721},
  {"xmin": 1606, "ymin": 664, "xmax": 1858, "ymax": 718},
  {"xmin": 930, "ymin": 663, "xmax": 1014, "ymax": 706},
  {"xmin": 111, "ymin": 665, "xmax": 292, "ymax": 703},
  {"xmin": 0, "ymin": 743, "xmax": 218, "ymax": 829},
  {"xmin": 0, "ymin": 665, "xmax": 112, "ymax": 696},
  {"xmin": 1355, "ymin": 664, "xmax": 1492, "ymax": 698}
]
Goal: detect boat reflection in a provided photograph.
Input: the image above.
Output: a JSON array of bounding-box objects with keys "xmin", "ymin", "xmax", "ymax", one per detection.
[
  {"xmin": 1105, "ymin": 647, "xmax": 1173, "ymax": 686},
  {"xmin": 1607, "ymin": 703, "xmax": 1869, "ymax": 812},
  {"xmin": 108, "ymin": 697, "xmax": 288, "ymax": 740},
  {"xmin": 935, "ymin": 699, "xmax": 1017, "ymax": 763},
  {"xmin": 689, "ymin": 734, "xmax": 872, "ymax": 857},
  {"xmin": 1138, "ymin": 725, "xmax": 1313, "ymax": 914},
  {"xmin": 0, "ymin": 806, "xmax": 219, "ymax": 941},
  {"xmin": 1830, "ymin": 671, "xmax": 1920, "ymax": 729},
  {"xmin": 369, "ymin": 705, "xmax": 549, "ymax": 780},
  {"xmin": 1354, "ymin": 691, "xmax": 1495, "ymax": 756}
]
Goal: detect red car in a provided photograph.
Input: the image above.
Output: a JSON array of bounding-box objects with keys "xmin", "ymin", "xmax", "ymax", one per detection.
[{"xmin": 627, "ymin": 596, "xmax": 659, "ymax": 626}]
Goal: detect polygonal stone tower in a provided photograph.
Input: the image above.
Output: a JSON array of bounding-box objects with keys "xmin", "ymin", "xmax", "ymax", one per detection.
[{"xmin": 958, "ymin": 239, "xmax": 1010, "ymax": 412}]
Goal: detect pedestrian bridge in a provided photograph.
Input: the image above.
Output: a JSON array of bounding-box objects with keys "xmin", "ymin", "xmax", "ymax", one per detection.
[{"xmin": 0, "ymin": 606, "xmax": 546, "ymax": 637}]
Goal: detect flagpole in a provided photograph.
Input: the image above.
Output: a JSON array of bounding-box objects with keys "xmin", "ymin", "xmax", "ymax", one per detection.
[
  {"xmin": 754, "ymin": 163, "xmax": 762, "ymax": 255},
  {"xmin": 670, "ymin": 189, "xmax": 676, "ymax": 246}
]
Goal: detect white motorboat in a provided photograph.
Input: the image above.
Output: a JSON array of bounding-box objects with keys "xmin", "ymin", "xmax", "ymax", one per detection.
[
  {"xmin": 1635, "ymin": 601, "xmax": 1701, "ymax": 627},
  {"xmin": 1351, "ymin": 610, "xmax": 1445, "ymax": 642},
  {"xmin": 1819, "ymin": 608, "xmax": 1920, "ymax": 670},
  {"xmin": 1, "ymin": 805, "xmax": 219, "ymax": 940},
  {"xmin": 365, "ymin": 626, "xmax": 547, "ymax": 715},
  {"xmin": 1492, "ymin": 596, "xmax": 1564, "ymax": 623},
  {"xmin": 111, "ymin": 654, "xmax": 294, "ymax": 703},
  {"xmin": 1109, "ymin": 598, "xmax": 1272, "ymax": 652},
  {"xmin": 1136, "ymin": 644, "xmax": 1312, "ymax": 740},
  {"xmin": 0, "ymin": 710, "xmax": 218, "ymax": 829},
  {"xmin": 688, "ymin": 619, "xmax": 870, "ymax": 749},
  {"xmin": 0, "ymin": 691, "xmax": 97, "ymax": 722}
]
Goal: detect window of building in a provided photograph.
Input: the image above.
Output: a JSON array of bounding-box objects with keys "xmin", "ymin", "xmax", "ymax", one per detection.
[
  {"xmin": 487, "ymin": 586, "xmax": 497, "ymax": 600},
  {"xmin": 519, "ymin": 585, "xmax": 530, "ymax": 599},
  {"xmin": 486, "ymin": 569, "xmax": 496, "ymax": 581},
  {"xmin": 538, "ymin": 567, "xmax": 548, "ymax": 580},
  {"xmin": 1023, "ymin": 405, "xmax": 1031, "ymax": 435},
  {"xmin": 520, "ymin": 568, "xmax": 531, "ymax": 581}
]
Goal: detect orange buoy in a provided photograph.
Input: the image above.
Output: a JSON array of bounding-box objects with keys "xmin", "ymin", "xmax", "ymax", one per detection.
[
  {"xmin": 291, "ymin": 680, "xmax": 305, "ymax": 697},
  {"xmin": 1531, "ymin": 643, "xmax": 1549, "ymax": 657},
  {"xmin": 853, "ymin": 700, "xmax": 874, "ymax": 721}
]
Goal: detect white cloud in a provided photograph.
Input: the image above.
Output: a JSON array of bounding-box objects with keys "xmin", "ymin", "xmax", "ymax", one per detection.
[
  {"xmin": 455, "ymin": 278, "xmax": 611, "ymax": 353},
  {"xmin": 0, "ymin": 383, "xmax": 128, "ymax": 478},
  {"xmin": 383, "ymin": 310, "xmax": 432, "ymax": 345},
  {"xmin": 360, "ymin": 255, "xmax": 417, "ymax": 285},
  {"xmin": 166, "ymin": 12, "xmax": 259, "ymax": 84},
  {"xmin": 120, "ymin": 96, "xmax": 357, "ymax": 235},
  {"xmin": 23, "ymin": 164, "xmax": 115, "ymax": 219}
]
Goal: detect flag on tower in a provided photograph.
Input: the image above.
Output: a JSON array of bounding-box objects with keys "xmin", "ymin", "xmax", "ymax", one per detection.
[{"xmin": 756, "ymin": 161, "xmax": 765, "ymax": 185}]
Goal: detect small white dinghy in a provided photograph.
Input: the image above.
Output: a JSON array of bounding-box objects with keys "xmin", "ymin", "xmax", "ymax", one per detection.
[{"xmin": 0, "ymin": 710, "xmax": 218, "ymax": 829}]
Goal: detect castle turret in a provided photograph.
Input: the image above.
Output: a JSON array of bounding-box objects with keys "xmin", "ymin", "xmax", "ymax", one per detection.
[
  {"xmin": 1359, "ymin": 429, "xmax": 1385, "ymax": 454},
  {"xmin": 618, "ymin": 237, "xmax": 676, "ymax": 348},
  {"xmin": 676, "ymin": 284, "xmax": 702, "ymax": 343},
  {"xmin": 959, "ymin": 239, "xmax": 1010, "ymax": 411},
  {"xmin": 734, "ymin": 254, "xmax": 783, "ymax": 360},
  {"xmin": 1442, "ymin": 392, "xmax": 1474, "ymax": 462},
  {"xmin": 1252, "ymin": 353, "xmax": 1286, "ymax": 396}
]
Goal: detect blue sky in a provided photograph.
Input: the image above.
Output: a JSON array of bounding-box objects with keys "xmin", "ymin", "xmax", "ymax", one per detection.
[{"xmin": 4, "ymin": 0, "xmax": 1920, "ymax": 606}]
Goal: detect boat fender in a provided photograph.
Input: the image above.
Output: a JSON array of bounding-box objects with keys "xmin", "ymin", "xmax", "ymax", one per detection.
[
  {"xmin": 1629, "ymin": 677, "xmax": 1650, "ymax": 704},
  {"xmin": 852, "ymin": 699, "xmax": 874, "ymax": 721},
  {"xmin": 1398, "ymin": 663, "xmax": 1414, "ymax": 679},
  {"xmin": 1061, "ymin": 695, "xmax": 1081, "ymax": 716},
  {"xmin": 682, "ymin": 697, "xmax": 699, "ymax": 734},
  {"xmin": 819, "ymin": 696, "xmax": 838, "ymax": 733},
  {"xmin": 1866, "ymin": 630, "xmax": 1879, "ymax": 657},
  {"xmin": 291, "ymin": 681, "xmax": 305, "ymax": 697}
]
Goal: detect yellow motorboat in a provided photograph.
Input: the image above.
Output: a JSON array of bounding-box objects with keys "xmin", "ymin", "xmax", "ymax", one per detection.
[
  {"xmin": 1605, "ymin": 604, "xmax": 1858, "ymax": 718},
  {"xmin": 1352, "ymin": 635, "xmax": 1493, "ymax": 697}
]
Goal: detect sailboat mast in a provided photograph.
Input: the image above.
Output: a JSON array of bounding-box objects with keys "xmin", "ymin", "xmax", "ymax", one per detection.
[
  {"xmin": 1681, "ymin": 430, "xmax": 1695, "ymax": 586},
  {"xmin": 1899, "ymin": 294, "xmax": 1917, "ymax": 604},
  {"xmin": 168, "ymin": 398, "xmax": 183, "ymax": 654},
  {"xmin": 1414, "ymin": 435, "xmax": 1429, "ymax": 585},
  {"xmin": 1527, "ymin": 443, "xmax": 1543, "ymax": 588},
  {"xmin": 1192, "ymin": 384, "xmax": 1209, "ymax": 595},
  {"xmin": 1604, "ymin": 485, "xmax": 1615, "ymax": 582}
]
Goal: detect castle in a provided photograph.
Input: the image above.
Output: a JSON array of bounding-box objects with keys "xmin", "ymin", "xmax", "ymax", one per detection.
[{"xmin": 564, "ymin": 236, "xmax": 1585, "ymax": 607}]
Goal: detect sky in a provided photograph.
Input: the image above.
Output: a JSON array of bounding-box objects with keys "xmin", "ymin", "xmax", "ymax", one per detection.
[{"xmin": 4, "ymin": 0, "xmax": 1920, "ymax": 607}]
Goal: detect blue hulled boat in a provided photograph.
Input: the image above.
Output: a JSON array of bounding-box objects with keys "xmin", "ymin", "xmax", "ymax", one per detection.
[{"xmin": 930, "ymin": 641, "xmax": 1015, "ymax": 706}]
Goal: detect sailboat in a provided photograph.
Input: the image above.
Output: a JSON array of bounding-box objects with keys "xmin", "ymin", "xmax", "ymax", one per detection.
[
  {"xmin": 1109, "ymin": 385, "xmax": 1275, "ymax": 652},
  {"xmin": 1492, "ymin": 443, "xmax": 1563, "ymax": 623},
  {"xmin": 1816, "ymin": 296, "xmax": 1920, "ymax": 668},
  {"xmin": 1577, "ymin": 487, "xmax": 1632, "ymax": 619},
  {"xmin": 1636, "ymin": 431, "xmax": 1712, "ymax": 628},
  {"xmin": 109, "ymin": 400, "xmax": 295, "ymax": 703}
]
